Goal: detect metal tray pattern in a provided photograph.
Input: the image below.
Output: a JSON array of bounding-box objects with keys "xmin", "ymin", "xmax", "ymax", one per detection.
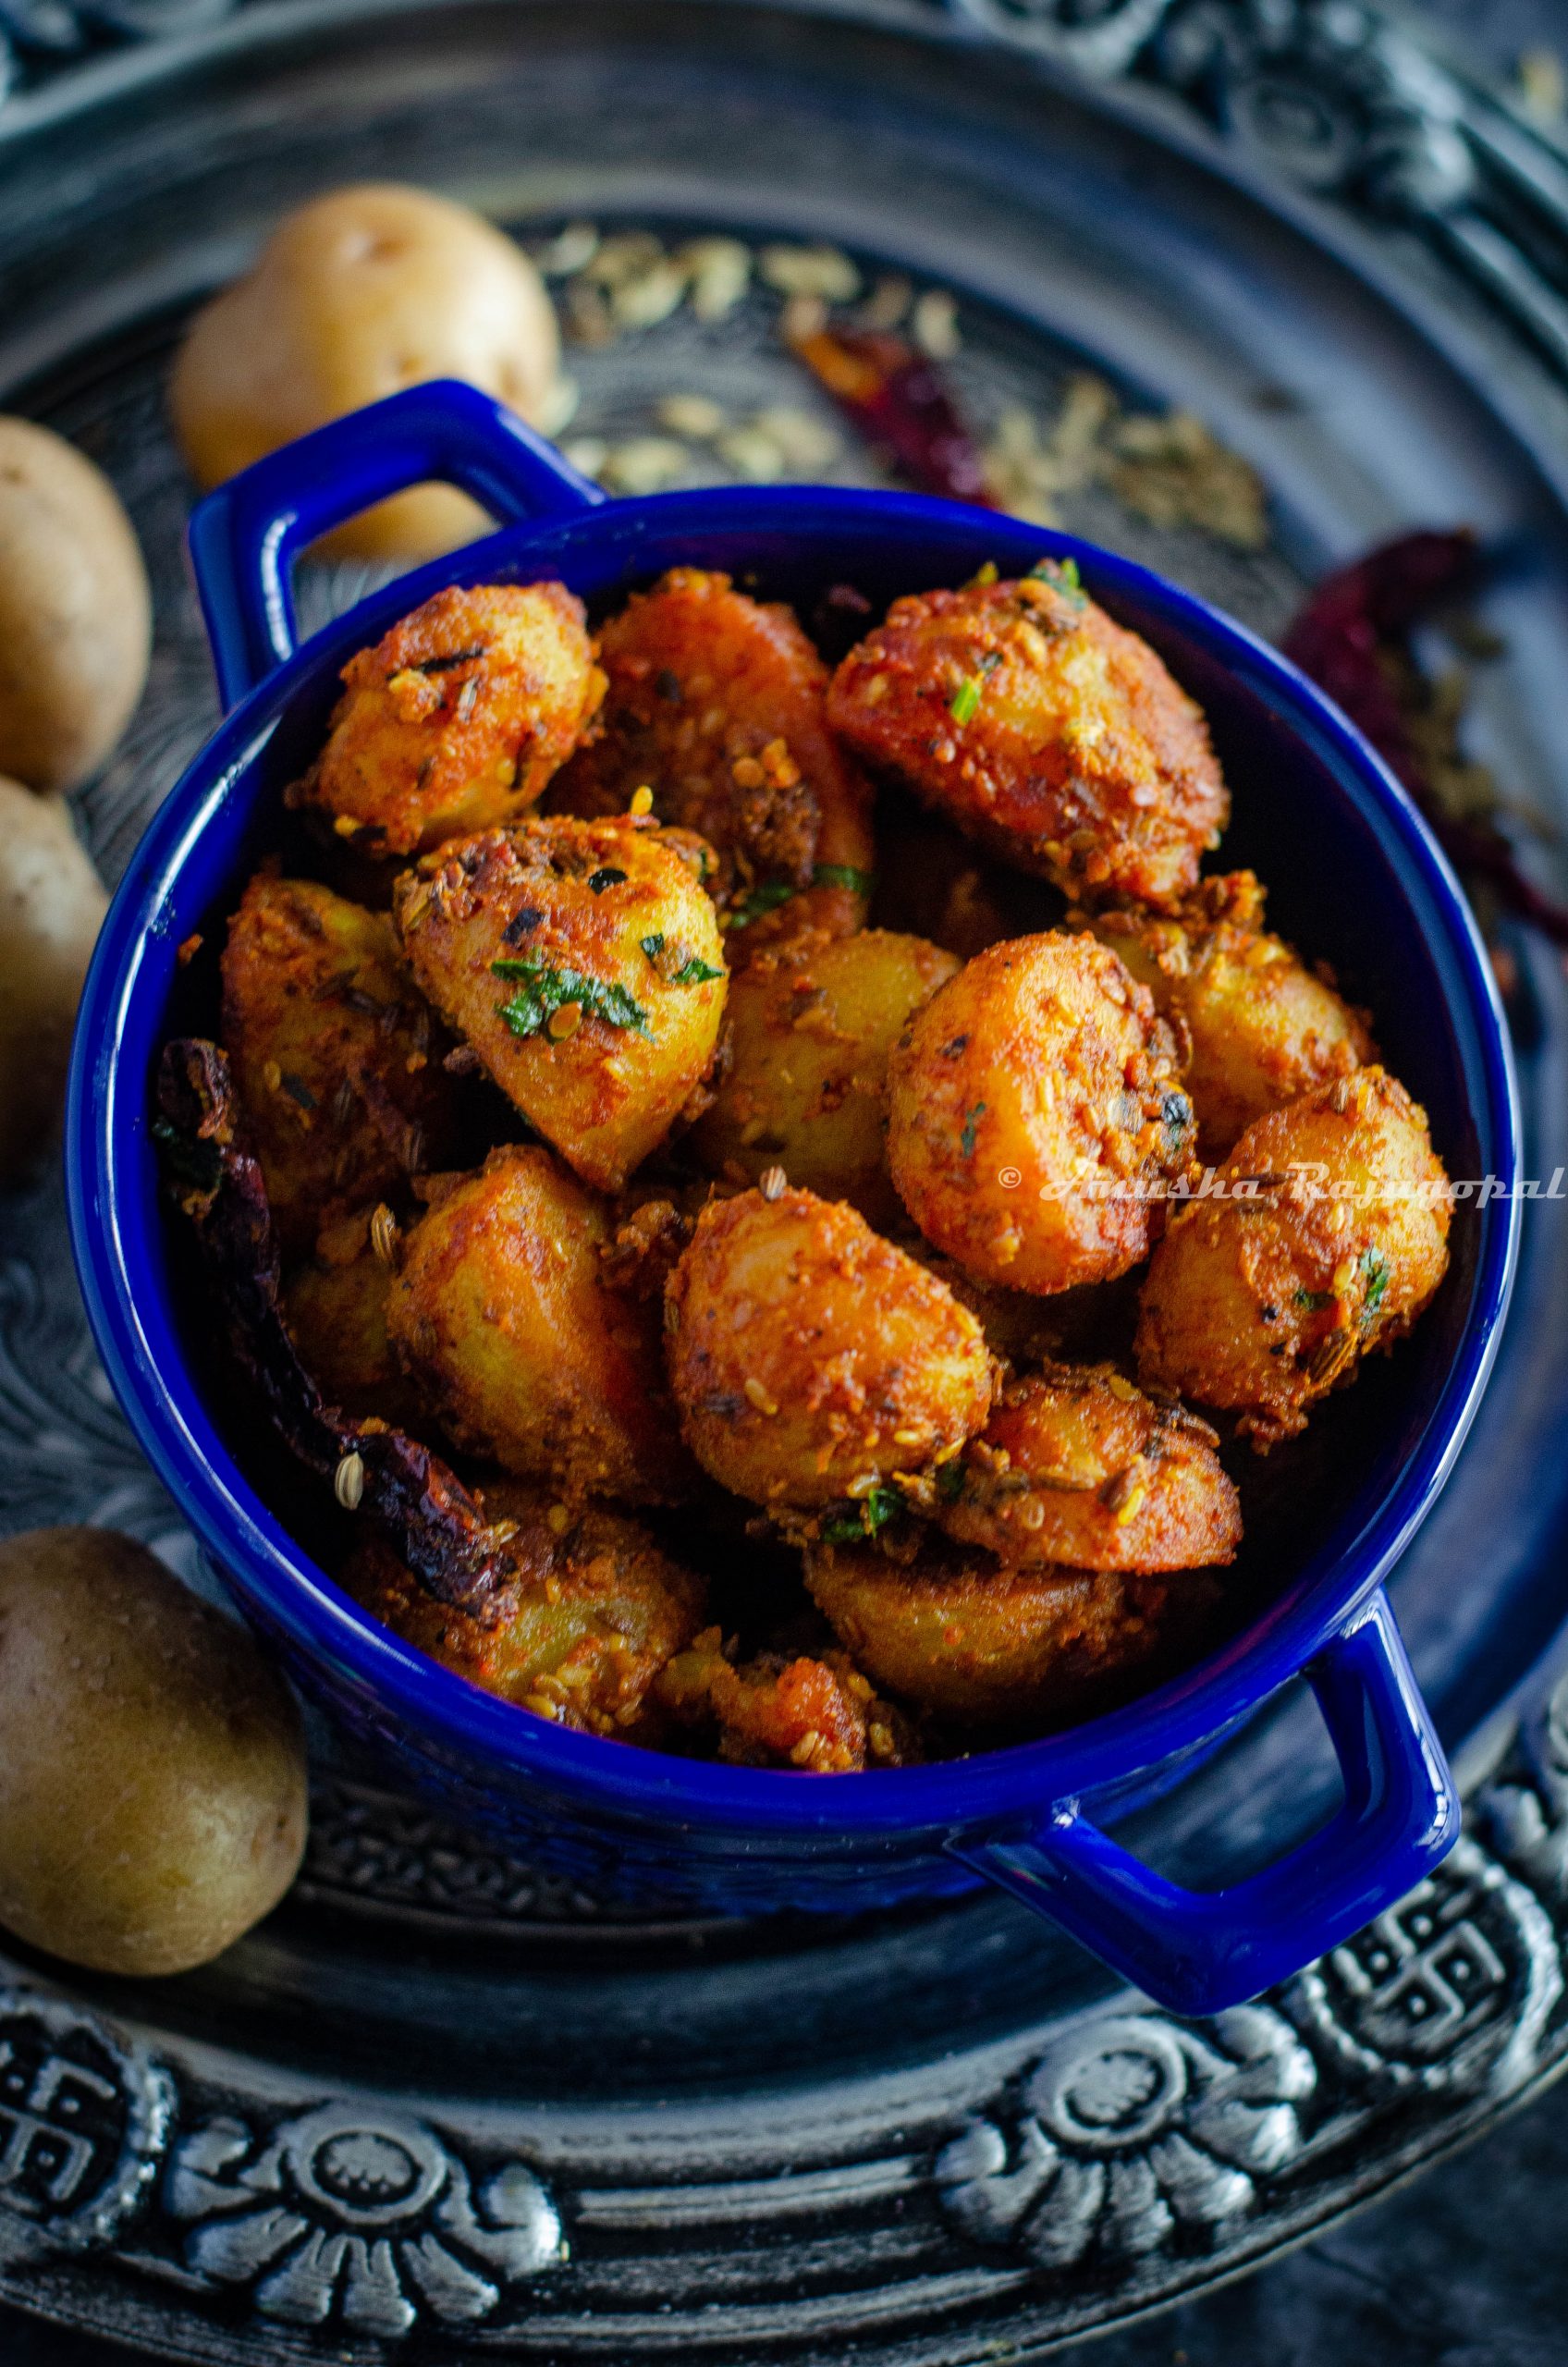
[{"xmin": 5, "ymin": 0, "xmax": 1568, "ymax": 2356}]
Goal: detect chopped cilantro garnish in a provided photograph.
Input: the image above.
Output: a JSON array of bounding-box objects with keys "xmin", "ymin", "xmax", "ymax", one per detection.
[
  {"xmin": 490, "ymin": 956, "xmax": 649, "ymax": 1039},
  {"xmin": 813, "ymin": 862, "xmax": 875, "ymax": 894},
  {"xmin": 1030, "ymin": 555, "xmax": 1087, "ymax": 608},
  {"xmin": 819, "ymin": 1485, "xmax": 905, "ymax": 1546},
  {"xmin": 949, "ymin": 676, "xmax": 982, "ymax": 726},
  {"xmin": 672, "ymin": 956, "xmax": 724, "ymax": 985},
  {"xmin": 936, "ymin": 1457, "xmax": 965, "ymax": 1504},
  {"xmin": 728, "ymin": 878, "xmax": 801, "ymax": 929},
  {"xmin": 1294, "ymin": 1288, "xmax": 1335, "ymax": 1312},
  {"xmin": 640, "ymin": 933, "xmax": 666, "ymax": 961},
  {"xmin": 1360, "ymin": 1245, "xmax": 1390, "ymax": 1323},
  {"xmin": 961, "ymin": 1101, "xmax": 986, "ymax": 1159}
]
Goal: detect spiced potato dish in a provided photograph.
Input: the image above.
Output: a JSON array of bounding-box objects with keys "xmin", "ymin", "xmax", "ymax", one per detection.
[{"xmin": 160, "ymin": 560, "xmax": 1452, "ymax": 1772}]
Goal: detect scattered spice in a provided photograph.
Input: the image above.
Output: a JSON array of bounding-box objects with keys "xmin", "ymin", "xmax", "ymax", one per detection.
[
  {"xmin": 671, "ymin": 956, "xmax": 724, "ymax": 985},
  {"xmin": 1283, "ymin": 530, "xmax": 1568, "ymax": 947},
  {"xmin": 790, "ymin": 323, "xmax": 995, "ymax": 506},
  {"xmin": 334, "ymin": 1451, "xmax": 365, "ymax": 1512},
  {"xmin": 369, "ymin": 1204, "xmax": 399, "ymax": 1268},
  {"xmin": 759, "ymin": 1164, "xmax": 788, "ymax": 1201},
  {"xmin": 587, "ymin": 865, "xmax": 627, "ymax": 893}
]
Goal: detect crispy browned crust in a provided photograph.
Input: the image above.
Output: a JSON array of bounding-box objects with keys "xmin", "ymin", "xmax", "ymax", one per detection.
[
  {"xmin": 934, "ymin": 1362, "xmax": 1240, "ymax": 1573},
  {"xmin": 292, "ymin": 582, "xmax": 606, "ymax": 857},
  {"xmin": 394, "ymin": 814, "xmax": 726, "ymax": 1190},
  {"xmin": 664, "ymin": 1184, "xmax": 995, "ymax": 1512},
  {"xmin": 220, "ymin": 873, "xmax": 454, "ymax": 1254},
  {"xmin": 886, "ymin": 931, "xmax": 1197, "ymax": 1294},
  {"xmin": 387, "ymin": 1143, "xmax": 695, "ymax": 1504},
  {"xmin": 1134, "ymin": 1066, "xmax": 1452, "ymax": 1447},
  {"xmin": 344, "ymin": 1482, "xmax": 705, "ymax": 1736},
  {"xmin": 804, "ymin": 1530, "xmax": 1185, "ymax": 1726},
  {"xmin": 545, "ymin": 566, "xmax": 876, "ymax": 951},
  {"xmin": 689, "ymin": 926, "xmax": 960, "ymax": 1223},
  {"xmin": 652, "ymin": 1625, "xmax": 917, "ymax": 1770},
  {"xmin": 827, "ymin": 575, "xmax": 1227, "ymax": 909},
  {"xmin": 1074, "ymin": 871, "xmax": 1377, "ymax": 1159}
]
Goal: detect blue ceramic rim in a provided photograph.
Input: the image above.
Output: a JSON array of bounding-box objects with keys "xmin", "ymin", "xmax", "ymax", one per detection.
[{"xmin": 67, "ymin": 483, "xmax": 1521, "ymax": 1842}]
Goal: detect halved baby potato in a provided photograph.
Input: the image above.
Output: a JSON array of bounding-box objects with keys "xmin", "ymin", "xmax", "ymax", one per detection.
[
  {"xmin": 294, "ymin": 582, "xmax": 606, "ymax": 857},
  {"xmin": 690, "ymin": 926, "xmax": 960, "ymax": 1221},
  {"xmin": 396, "ymin": 813, "xmax": 726, "ymax": 1190},
  {"xmin": 386, "ymin": 1145, "xmax": 693, "ymax": 1503},
  {"xmin": 887, "ymin": 931, "xmax": 1195, "ymax": 1294},
  {"xmin": 664, "ymin": 1184, "xmax": 994, "ymax": 1512}
]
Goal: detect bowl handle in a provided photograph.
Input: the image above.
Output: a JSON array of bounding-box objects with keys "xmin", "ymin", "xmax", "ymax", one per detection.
[
  {"xmin": 950, "ymin": 1588, "xmax": 1458, "ymax": 2016},
  {"xmin": 186, "ymin": 380, "xmax": 606, "ymax": 709}
]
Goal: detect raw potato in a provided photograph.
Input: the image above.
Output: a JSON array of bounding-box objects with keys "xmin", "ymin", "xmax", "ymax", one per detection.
[
  {"xmin": 804, "ymin": 1533, "xmax": 1179, "ymax": 1726},
  {"xmin": 1135, "ymin": 1066, "xmax": 1452, "ymax": 1445},
  {"xmin": 0, "ymin": 419, "xmax": 151, "ymax": 793},
  {"xmin": 1079, "ymin": 872, "xmax": 1375, "ymax": 1159},
  {"xmin": 886, "ymin": 931, "xmax": 1196, "ymax": 1294},
  {"xmin": 296, "ymin": 582, "xmax": 606, "ymax": 857},
  {"xmin": 396, "ymin": 815, "xmax": 726, "ymax": 1190},
  {"xmin": 170, "ymin": 183, "xmax": 561, "ymax": 560},
  {"xmin": 0, "ymin": 779, "xmax": 107, "ymax": 1184},
  {"xmin": 0, "ymin": 1527, "xmax": 307, "ymax": 1976},
  {"xmin": 690, "ymin": 927, "xmax": 960, "ymax": 1220},
  {"xmin": 664, "ymin": 1184, "xmax": 994, "ymax": 1511},
  {"xmin": 386, "ymin": 1145, "xmax": 694, "ymax": 1503}
]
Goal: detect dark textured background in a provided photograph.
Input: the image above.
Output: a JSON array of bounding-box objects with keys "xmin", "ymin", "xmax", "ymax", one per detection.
[{"xmin": 6, "ymin": 1, "xmax": 1568, "ymax": 2359}]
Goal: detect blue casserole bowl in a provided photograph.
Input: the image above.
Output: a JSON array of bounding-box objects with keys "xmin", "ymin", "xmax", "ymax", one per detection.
[{"xmin": 66, "ymin": 382, "xmax": 1520, "ymax": 2015}]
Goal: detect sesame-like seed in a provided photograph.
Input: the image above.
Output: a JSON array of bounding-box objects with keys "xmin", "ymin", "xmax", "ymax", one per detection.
[
  {"xmin": 548, "ymin": 1002, "xmax": 583, "ymax": 1039},
  {"xmin": 335, "ymin": 1451, "xmax": 365, "ymax": 1511},
  {"xmin": 545, "ymin": 1502, "xmax": 572, "ymax": 1536},
  {"xmin": 333, "ymin": 815, "xmax": 360, "ymax": 839},
  {"xmin": 759, "ymin": 1165, "xmax": 788, "ymax": 1201},
  {"xmin": 892, "ymin": 1427, "xmax": 924, "ymax": 1448},
  {"xmin": 629, "ymin": 785, "xmax": 655, "ymax": 816},
  {"xmin": 1018, "ymin": 1496, "xmax": 1047, "ymax": 1531},
  {"xmin": 743, "ymin": 1376, "xmax": 779, "ymax": 1415},
  {"xmin": 790, "ymin": 1728, "xmax": 827, "ymax": 1766}
]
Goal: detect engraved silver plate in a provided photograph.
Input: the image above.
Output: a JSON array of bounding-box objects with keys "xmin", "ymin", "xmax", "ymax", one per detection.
[{"xmin": 4, "ymin": 1, "xmax": 1568, "ymax": 2356}]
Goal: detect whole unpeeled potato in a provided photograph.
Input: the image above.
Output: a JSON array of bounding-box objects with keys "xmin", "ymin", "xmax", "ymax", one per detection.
[
  {"xmin": 0, "ymin": 779, "xmax": 107, "ymax": 1184},
  {"xmin": 170, "ymin": 182, "xmax": 562, "ymax": 561},
  {"xmin": 0, "ymin": 419, "xmax": 152, "ymax": 794},
  {"xmin": 0, "ymin": 1528, "xmax": 309, "ymax": 1976}
]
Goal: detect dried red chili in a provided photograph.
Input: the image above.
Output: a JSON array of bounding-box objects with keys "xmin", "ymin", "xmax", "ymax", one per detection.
[
  {"xmin": 1283, "ymin": 529, "xmax": 1568, "ymax": 948},
  {"xmin": 790, "ymin": 325, "xmax": 996, "ymax": 507}
]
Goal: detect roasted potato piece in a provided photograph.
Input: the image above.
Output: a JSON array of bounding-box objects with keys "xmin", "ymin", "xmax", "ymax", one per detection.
[
  {"xmin": 690, "ymin": 927, "xmax": 959, "ymax": 1221},
  {"xmin": 345, "ymin": 1480, "xmax": 705, "ymax": 1735},
  {"xmin": 546, "ymin": 566, "xmax": 876, "ymax": 949},
  {"xmin": 887, "ymin": 932, "xmax": 1196, "ymax": 1295},
  {"xmin": 221, "ymin": 874, "xmax": 454, "ymax": 1253},
  {"xmin": 386, "ymin": 1144, "xmax": 692, "ymax": 1502},
  {"xmin": 1077, "ymin": 872, "xmax": 1375, "ymax": 1159},
  {"xmin": 653, "ymin": 1625, "xmax": 914, "ymax": 1770},
  {"xmin": 935, "ymin": 1364, "xmax": 1240, "ymax": 1572},
  {"xmin": 805, "ymin": 1532, "xmax": 1178, "ymax": 1726},
  {"xmin": 281, "ymin": 1202, "xmax": 426, "ymax": 1427},
  {"xmin": 170, "ymin": 184, "xmax": 562, "ymax": 563},
  {"xmin": 1134, "ymin": 1067, "xmax": 1452, "ymax": 1446},
  {"xmin": 396, "ymin": 814, "xmax": 725, "ymax": 1190},
  {"xmin": 827, "ymin": 571, "xmax": 1227, "ymax": 909},
  {"xmin": 292, "ymin": 583, "xmax": 606, "ymax": 857},
  {"xmin": 665, "ymin": 1185, "xmax": 994, "ymax": 1511}
]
